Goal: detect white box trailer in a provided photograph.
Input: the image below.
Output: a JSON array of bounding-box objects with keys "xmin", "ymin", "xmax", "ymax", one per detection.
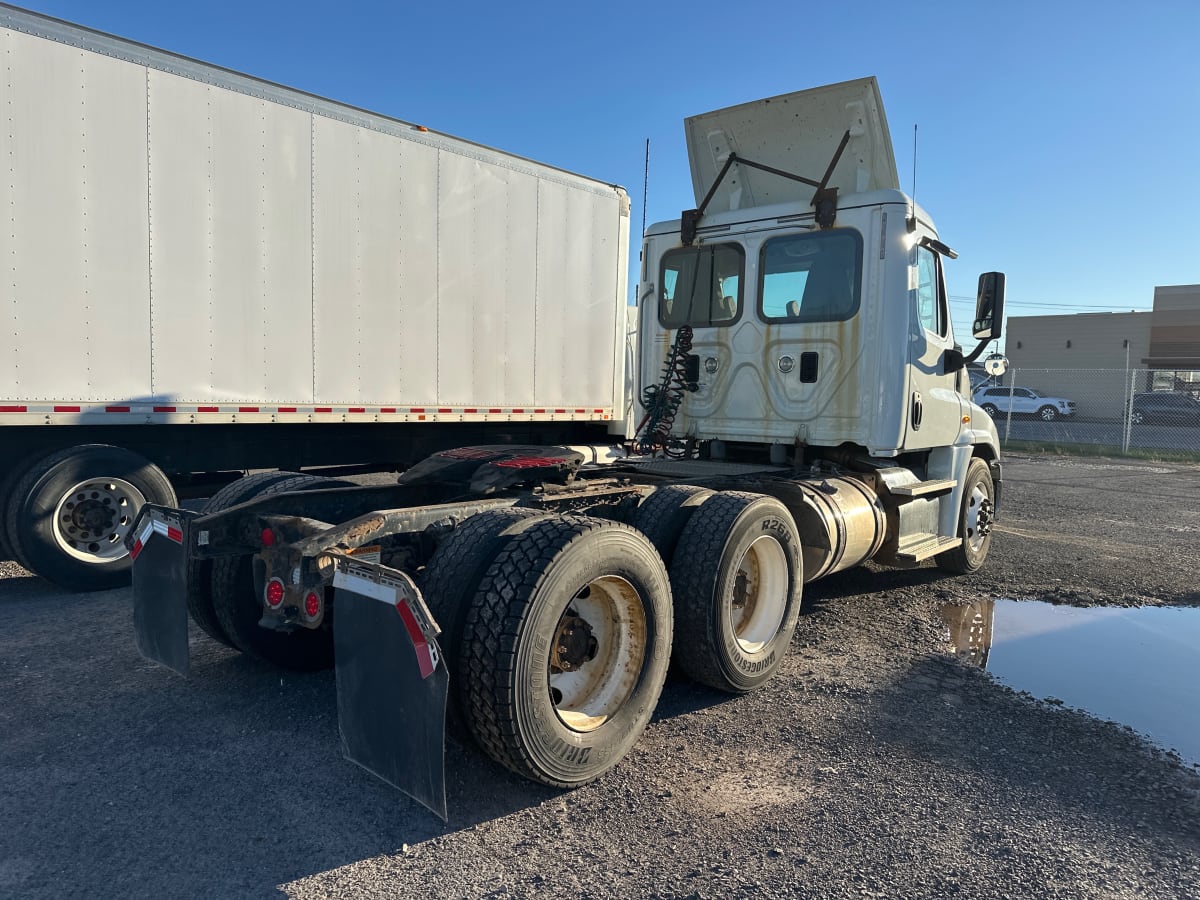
[{"xmin": 0, "ymin": 4, "xmax": 630, "ymax": 589}]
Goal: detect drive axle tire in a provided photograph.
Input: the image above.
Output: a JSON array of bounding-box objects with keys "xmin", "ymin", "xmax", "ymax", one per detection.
[
  {"xmin": 187, "ymin": 472, "xmax": 301, "ymax": 648},
  {"xmin": 211, "ymin": 474, "xmax": 350, "ymax": 670},
  {"xmin": 418, "ymin": 507, "xmax": 551, "ymax": 737},
  {"xmin": 936, "ymin": 458, "xmax": 995, "ymax": 575},
  {"xmin": 4, "ymin": 444, "xmax": 177, "ymax": 591},
  {"xmin": 669, "ymin": 492, "xmax": 803, "ymax": 693},
  {"xmin": 460, "ymin": 516, "xmax": 672, "ymax": 788},
  {"xmin": 631, "ymin": 484, "xmax": 714, "ymax": 567}
]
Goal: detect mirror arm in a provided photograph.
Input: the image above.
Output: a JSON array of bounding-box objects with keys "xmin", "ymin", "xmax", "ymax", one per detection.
[{"xmin": 961, "ymin": 340, "xmax": 991, "ymax": 368}]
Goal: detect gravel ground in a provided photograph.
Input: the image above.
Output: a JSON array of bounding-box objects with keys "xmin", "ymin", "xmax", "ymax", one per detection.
[{"xmin": 1, "ymin": 454, "xmax": 1198, "ymax": 899}]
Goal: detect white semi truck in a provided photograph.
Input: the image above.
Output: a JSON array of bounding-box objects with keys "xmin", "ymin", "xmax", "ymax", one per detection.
[
  {"xmin": 129, "ymin": 61, "xmax": 1009, "ymax": 818},
  {"xmin": 0, "ymin": 4, "xmax": 629, "ymax": 590}
]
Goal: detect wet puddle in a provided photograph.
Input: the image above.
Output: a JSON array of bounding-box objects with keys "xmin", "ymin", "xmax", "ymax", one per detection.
[{"xmin": 941, "ymin": 599, "xmax": 1200, "ymax": 765}]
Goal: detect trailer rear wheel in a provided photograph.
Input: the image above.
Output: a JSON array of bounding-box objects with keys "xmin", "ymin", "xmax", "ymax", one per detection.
[
  {"xmin": 631, "ymin": 484, "xmax": 714, "ymax": 566},
  {"xmin": 4, "ymin": 444, "xmax": 176, "ymax": 591},
  {"xmin": 210, "ymin": 474, "xmax": 350, "ymax": 670},
  {"xmin": 187, "ymin": 471, "xmax": 301, "ymax": 648},
  {"xmin": 669, "ymin": 492, "xmax": 802, "ymax": 693},
  {"xmin": 460, "ymin": 517, "xmax": 672, "ymax": 787},
  {"xmin": 418, "ymin": 507, "xmax": 550, "ymax": 737},
  {"xmin": 936, "ymin": 458, "xmax": 995, "ymax": 574}
]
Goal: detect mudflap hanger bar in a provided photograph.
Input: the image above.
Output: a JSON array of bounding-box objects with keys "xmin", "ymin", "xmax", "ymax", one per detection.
[
  {"xmin": 680, "ymin": 129, "xmax": 850, "ymax": 245},
  {"xmin": 330, "ymin": 554, "xmax": 450, "ymax": 821},
  {"xmin": 128, "ymin": 504, "xmax": 199, "ymax": 676}
]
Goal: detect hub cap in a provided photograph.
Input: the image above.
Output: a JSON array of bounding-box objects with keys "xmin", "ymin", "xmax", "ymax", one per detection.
[{"xmin": 52, "ymin": 477, "xmax": 147, "ymax": 563}]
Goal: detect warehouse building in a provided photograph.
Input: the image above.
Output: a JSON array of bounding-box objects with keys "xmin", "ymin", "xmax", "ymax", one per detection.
[{"xmin": 1002, "ymin": 285, "xmax": 1200, "ymax": 420}]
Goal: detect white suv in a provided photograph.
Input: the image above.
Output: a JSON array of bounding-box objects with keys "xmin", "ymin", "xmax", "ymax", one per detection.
[{"xmin": 973, "ymin": 386, "xmax": 1077, "ymax": 421}]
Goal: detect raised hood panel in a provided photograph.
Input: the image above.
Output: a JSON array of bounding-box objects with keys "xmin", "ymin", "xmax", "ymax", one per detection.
[{"xmin": 685, "ymin": 77, "xmax": 898, "ymax": 213}]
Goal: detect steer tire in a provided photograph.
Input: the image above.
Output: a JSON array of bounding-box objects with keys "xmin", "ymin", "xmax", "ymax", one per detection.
[
  {"xmin": 5, "ymin": 444, "xmax": 177, "ymax": 591},
  {"xmin": 668, "ymin": 491, "xmax": 803, "ymax": 693},
  {"xmin": 936, "ymin": 458, "xmax": 995, "ymax": 575},
  {"xmin": 418, "ymin": 507, "xmax": 551, "ymax": 739},
  {"xmin": 631, "ymin": 484, "xmax": 714, "ymax": 567},
  {"xmin": 211, "ymin": 474, "xmax": 351, "ymax": 670},
  {"xmin": 460, "ymin": 516, "xmax": 672, "ymax": 788},
  {"xmin": 187, "ymin": 472, "xmax": 301, "ymax": 648}
]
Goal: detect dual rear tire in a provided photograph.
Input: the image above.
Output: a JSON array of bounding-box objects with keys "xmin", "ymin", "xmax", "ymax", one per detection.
[{"xmin": 422, "ymin": 514, "xmax": 673, "ymax": 787}]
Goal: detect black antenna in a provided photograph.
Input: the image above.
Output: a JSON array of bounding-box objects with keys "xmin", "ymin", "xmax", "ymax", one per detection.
[
  {"xmin": 641, "ymin": 138, "xmax": 650, "ymax": 237},
  {"xmin": 906, "ymin": 124, "xmax": 918, "ymax": 232}
]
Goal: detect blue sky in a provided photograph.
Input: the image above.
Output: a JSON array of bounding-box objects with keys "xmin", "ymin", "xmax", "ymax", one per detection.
[{"xmin": 13, "ymin": 0, "xmax": 1200, "ymax": 343}]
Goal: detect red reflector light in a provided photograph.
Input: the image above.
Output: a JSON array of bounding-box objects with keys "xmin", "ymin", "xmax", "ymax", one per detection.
[
  {"xmin": 261, "ymin": 528, "xmax": 275, "ymax": 547},
  {"xmin": 304, "ymin": 591, "xmax": 321, "ymax": 618},
  {"xmin": 265, "ymin": 578, "xmax": 285, "ymax": 608}
]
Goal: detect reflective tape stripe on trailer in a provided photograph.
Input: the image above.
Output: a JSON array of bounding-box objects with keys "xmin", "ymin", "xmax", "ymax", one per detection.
[{"xmin": 0, "ymin": 404, "xmax": 614, "ymax": 421}]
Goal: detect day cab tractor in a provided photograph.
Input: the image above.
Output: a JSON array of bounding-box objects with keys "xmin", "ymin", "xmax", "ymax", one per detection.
[{"xmin": 130, "ymin": 78, "xmax": 1008, "ymax": 819}]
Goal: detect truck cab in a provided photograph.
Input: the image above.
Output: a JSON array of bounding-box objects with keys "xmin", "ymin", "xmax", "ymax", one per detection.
[{"xmin": 637, "ymin": 79, "xmax": 1001, "ymax": 499}]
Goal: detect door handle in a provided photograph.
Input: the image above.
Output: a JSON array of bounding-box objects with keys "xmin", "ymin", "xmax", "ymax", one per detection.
[{"xmin": 911, "ymin": 392, "xmax": 923, "ymax": 430}]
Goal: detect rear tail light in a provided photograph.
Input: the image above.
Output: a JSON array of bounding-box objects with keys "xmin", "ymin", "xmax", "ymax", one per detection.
[
  {"xmin": 304, "ymin": 591, "xmax": 321, "ymax": 619},
  {"xmin": 265, "ymin": 577, "xmax": 285, "ymax": 608}
]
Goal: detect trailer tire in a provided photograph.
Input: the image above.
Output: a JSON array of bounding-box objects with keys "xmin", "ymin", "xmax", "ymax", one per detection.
[
  {"xmin": 669, "ymin": 492, "xmax": 802, "ymax": 693},
  {"xmin": 936, "ymin": 458, "xmax": 995, "ymax": 575},
  {"xmin": 418, "ymin": 507, "xmax": 551, "ymax": 739},
  {"xmin": 460, "ymin": 516, "xmax": 672, "ymax": 788},
  {"xmin": 4, "ymin": 444, "xmax": 177, "ymax": 591},
  {"xmin": 211, "ymin": 474, "xmax": 351, "ymax": 670},
  {"xmin": 187, "ymin": 472, "xmax": 301, "ymax": 648},
  {"xmin": 631, "ymin": 484, "xmax": 714, "ymax": 567},
  {"xmin": 0, "ymin": 449, "xmax": 47, "ymax": 566}
]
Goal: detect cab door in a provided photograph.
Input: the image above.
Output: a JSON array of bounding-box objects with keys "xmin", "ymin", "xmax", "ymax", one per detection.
[{"xmin": 904, "ymin": 243, "xmax": 962, "ymax": 449}]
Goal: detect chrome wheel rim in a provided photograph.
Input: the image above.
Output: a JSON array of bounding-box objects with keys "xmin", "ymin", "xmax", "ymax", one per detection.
[
  {"xmin": 965, "ymin": 483, "xmax": 994, "ymax": 553},
  {"xmin": 52, "ymin": 477, "xmax": 146, "ymax": 563}
]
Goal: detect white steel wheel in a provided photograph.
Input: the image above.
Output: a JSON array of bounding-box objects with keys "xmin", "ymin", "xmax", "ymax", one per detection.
[
  {"xmin": 549, "ymin": 575, "xmax": 648, "ymax": 733},
  {"xmin": 729, "ymin": 534, "xmax": 790, "ymax": 654},
  {"xmin": 669, "ymin": 491, "xmax": 803, "ymax": 693},
  {"xmin": 459, "ymin": 516, "xmax": 673, "ymax": 788},
  {"xmin": 52, "ymin": 477, "xmax": 147, "ymax": 563}
]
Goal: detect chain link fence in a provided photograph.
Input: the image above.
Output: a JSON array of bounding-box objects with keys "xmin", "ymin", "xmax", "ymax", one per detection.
[{"xmin": 972, "ymin": 368, "xmax": 1200, "ymax": 455}]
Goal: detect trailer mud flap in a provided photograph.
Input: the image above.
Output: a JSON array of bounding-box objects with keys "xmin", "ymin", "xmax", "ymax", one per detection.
[
  {"xmin": 332, "ymin": 558, "xmax": 448, "ymax": 821},
  {"xmin": 129, "ymin": 506, "xmax": 192, "ymax": 676}
]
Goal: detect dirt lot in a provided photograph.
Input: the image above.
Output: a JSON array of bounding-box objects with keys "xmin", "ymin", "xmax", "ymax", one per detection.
[{"xmin": 2, "ymin": 455, "xmax": 1198, "ymax": 899}]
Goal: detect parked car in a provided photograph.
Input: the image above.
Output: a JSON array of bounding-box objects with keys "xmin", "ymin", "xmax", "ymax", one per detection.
[
  {"xmin": 973, "ymin": 386, "xmax": 1077, "ymax": 421},
  {"xmin": 1130, "ymin": 391, "xmax": 1200, "ymax": 426}
]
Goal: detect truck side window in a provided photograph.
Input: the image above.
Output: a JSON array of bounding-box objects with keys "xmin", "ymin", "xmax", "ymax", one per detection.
[
  {"xmin": 915, "ymin": 246, "xmax": 947, "ymax": 337},
  {"xmin": 758, "ymin": 229, "xmax": 862, "ymax": 323},
  {"xmin": 658, "ymin": 244, "xmax": 744, "ymax": 328}
]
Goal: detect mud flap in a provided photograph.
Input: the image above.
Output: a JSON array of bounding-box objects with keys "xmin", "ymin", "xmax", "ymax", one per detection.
[
  {"xmin": 332, "ymin": 558, "xmax": 449, "ymax": 821},
  {"xmin": 129, "ymin": 506, "xmax": 192, "ymax": 676}
]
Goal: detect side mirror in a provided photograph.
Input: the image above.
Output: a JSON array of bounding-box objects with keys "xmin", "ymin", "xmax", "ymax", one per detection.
[{"xmin": 973, "ymin": 272, "xmax": 1005, "ymax": 340}]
